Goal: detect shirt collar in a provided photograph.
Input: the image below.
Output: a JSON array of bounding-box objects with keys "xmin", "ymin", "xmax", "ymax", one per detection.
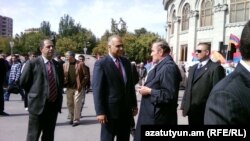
[
  {"xmin": 199, "ymin": 58, "xmax": 209, "ymax": 66},
  {"xmin": 41, "ymin": 55, "xmax": 51, "ymax": 64},
  {"xmin": 240, "ymin": 60, "xmax": 250, "ymax": 73},
  {"xmin": 109, "ymin": 53, "xmax": 119, "ymax": 62}
]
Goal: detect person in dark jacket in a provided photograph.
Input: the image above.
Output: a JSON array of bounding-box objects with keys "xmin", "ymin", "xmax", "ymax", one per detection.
[
  {"xmin": 204, "ymin": 20, "xmax": 250, "ymax": 124},
  {"xmin": 134, "ymin": 40, "xmax": 181, "ymax": 141},
  {"xmin": 20, "ymin": 39, "xmax": 64, "ymax": 141},
  {"xmin": 181, "ymin": 43, "xmax": 225, "ymax": 125},
  {"xmin": 93, "ymin": 35, "xmax": 138, "ymax": 141},
  {"xmin": 0, "ymin": 55, "xmax": 8, "ymax": 116}
]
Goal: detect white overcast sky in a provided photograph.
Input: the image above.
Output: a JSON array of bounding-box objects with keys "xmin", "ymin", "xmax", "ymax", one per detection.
[{"xmin": 0, "ymin": 0, "xmax": 167, "ymax": 38}]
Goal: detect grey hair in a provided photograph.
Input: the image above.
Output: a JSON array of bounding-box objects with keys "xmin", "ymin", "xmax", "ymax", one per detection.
[{"xmin": 65, "ymin": 51, "xmax": 75, "ymax": 57}]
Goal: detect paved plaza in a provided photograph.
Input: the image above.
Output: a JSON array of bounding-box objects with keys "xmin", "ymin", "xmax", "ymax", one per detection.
[{"xmin": 0, "ymin": 90, "xmax": 187, "ymax": 141}]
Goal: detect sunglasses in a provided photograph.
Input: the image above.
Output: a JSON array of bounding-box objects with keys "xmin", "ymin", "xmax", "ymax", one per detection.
[{"xmin": 195, "ymin": 50, "xmax": 206, "ymax": 53}]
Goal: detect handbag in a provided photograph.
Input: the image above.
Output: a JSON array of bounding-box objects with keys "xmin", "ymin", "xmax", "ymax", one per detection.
[{"xmin": 7, "ymin": 84, "xmax": 20, "ymax": 94}]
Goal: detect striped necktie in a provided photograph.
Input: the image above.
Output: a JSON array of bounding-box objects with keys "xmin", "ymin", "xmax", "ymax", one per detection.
[
  {"xmin": 47, "ymin": 61, "xmax": 57, "ymax": 102},
  {"xmin": 115, "ymin": 59, "xmax": 123, "ymax": 76}
]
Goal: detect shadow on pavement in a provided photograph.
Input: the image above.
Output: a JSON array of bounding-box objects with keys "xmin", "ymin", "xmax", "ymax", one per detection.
[
  {"xmin": 80, "ymin": 115, "xmax": 96, "ymax": 118},
  {"xmin": 9, "ymin": 113, "xmax": 29, "ymax": 117},
  {"xmin": 56, "ymin": 119, "xmax": 98, "ymax": 126}
]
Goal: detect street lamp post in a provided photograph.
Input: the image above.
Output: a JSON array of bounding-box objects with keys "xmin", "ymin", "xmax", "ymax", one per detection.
[
  {"xmin": 83, "ymin": 41, "xmax": 89, "ymax": 54},
  {"xmin": 9, "ymin": 41, "xmax": 14, "ymax": 55}
]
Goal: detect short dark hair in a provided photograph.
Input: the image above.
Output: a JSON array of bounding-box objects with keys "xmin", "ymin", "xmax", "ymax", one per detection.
[
  {"xmin": 39, "ymin": 39, "xmax": 53, "ymax": 49},
  {"xmin": 78, "ymin": 55, "xmax": 85, "ymax": 59},
  {"xmin": 154, "ymin": 39, "xmax": 170, "ymax": 54},
  {"xmin": 197, "ymin": 43, "xmax": 211, "ymax": 52},
  {"xmin": 240, "ymin": 20, "xmax": 250, "ymax": 60}
]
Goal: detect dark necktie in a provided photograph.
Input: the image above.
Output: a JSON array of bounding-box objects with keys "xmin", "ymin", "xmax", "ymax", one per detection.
[
  {"xmin": 194, "ymin": 63, "xmax": 202, "ymax": 80},
  {"xmin": 115, "ymin": 59, "xmax": 123, "ymax": 77},
  {"xmin": 197, "ymin": 63, "xmax": 202, "ymax": 69},
  {"xmin": 47, "ymin": 61, "xmax": 57, "ymax": 102}
]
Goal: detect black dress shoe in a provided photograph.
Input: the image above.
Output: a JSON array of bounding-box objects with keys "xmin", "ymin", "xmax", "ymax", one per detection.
[
  {"xmin": 0, "ymin": 111, "xmax": 9, "ymax": 116},
  {"xmin": 69, "ymin": 120, "xmax": 73, "ymax": 125},
  {"xmin": 72, "ymin": 121, "xmax": 80, "ymax": 127}
]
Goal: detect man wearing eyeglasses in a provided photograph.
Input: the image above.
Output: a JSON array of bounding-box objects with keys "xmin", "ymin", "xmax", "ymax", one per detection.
[{"xmin": 181, "ymin": 43, "xmax": 225, "ymax": 125}]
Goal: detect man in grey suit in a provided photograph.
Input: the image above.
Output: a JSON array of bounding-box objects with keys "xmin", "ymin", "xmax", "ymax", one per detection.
[
  {"xmin": 134, "ymin": 40, "xmax": 182, "ymax": 141},
  {"xmin": 181, "ymin": 43, "xmax": 225, "ymax": 125},
  {"xmin": 20, "ymin": 39, "xmax": 64, "ymax": 141},
  {"xmin": 204, "ymin": 20, "xmax": 250, "ymax": 124},
  {"xmin": 92, "ymin": 35, "xmax": 138, "ymax": 141}
]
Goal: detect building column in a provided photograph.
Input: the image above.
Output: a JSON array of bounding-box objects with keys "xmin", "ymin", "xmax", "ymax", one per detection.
[
  {"xmin": 187, "ymin": 10, "xmax": 199, "ymax": 62},
  {"xmin": 173, "ymin": 16, "xmax": 181, "ymax": 63},
  {"xmin": 212, "ymin": 2, "xmax": 228, "ymax": 50}
]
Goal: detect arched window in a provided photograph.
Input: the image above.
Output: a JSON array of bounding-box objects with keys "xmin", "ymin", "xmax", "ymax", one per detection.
[
  {"xmin": 230, "ymin": 0, "xmax": 250, "ymax": 23},
  {"xmin": 182, "ymin": 3, "xmax": 190, "ymax": 31},
  {"xmin": 200, "ymin": 0, "xmax": 213, "ymax": 27},
  {"xmin": 171, "ymin": 10, "xmax": 176, "ymax": 34}
]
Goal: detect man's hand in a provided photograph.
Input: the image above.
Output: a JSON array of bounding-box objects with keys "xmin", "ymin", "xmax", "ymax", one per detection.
[
  {"xmin": 96, "ymin": 115, "xmax": 108, "ymax": 124},
  {"xmin": 138, "ymin": 86, "xmax": 152, "ymax": 96}
]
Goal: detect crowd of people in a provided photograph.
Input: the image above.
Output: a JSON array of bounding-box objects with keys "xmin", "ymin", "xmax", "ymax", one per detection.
[{"xmin": 1, "ymin": 20, "xmax": 250, "ymax": 141}]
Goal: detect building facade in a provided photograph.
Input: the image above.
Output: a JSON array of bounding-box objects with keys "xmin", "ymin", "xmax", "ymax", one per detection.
[
  {"xmin": 0, "ymin": 15, "xmax": 13, "ymax": 37},
  {"xmin": 163, "ymin": 0, "xmax": 249, "ymax": 64}
]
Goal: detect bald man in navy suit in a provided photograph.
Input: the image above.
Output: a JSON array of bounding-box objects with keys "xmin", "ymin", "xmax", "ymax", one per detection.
[{"xmin": 93, "ymin": 35, "xmax": 138, "ymax": 141}]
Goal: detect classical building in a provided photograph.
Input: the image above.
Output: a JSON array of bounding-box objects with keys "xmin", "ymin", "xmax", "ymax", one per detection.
[
  {"xmin": 0, "ymin": 15, "xmax": 13, "ymax": 37},
  {"xmin": 24, "ymin": 28, "xmax": 40, "ymax": 34},
  {"xmin": 163, "ymin": 0, "xmax": 249, "ymax": 64}
]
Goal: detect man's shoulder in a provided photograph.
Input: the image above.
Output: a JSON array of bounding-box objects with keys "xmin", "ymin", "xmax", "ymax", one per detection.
[
  {"xmin": 213, "ymin": 71, "xmax": 240, "ymax": 91},
  {"xmin": 208, "ymin": 61, "xmax": 223, "ymax": 70},
  {"xmin": 96, "ymin": 56, "xmax": 110, "ymax": 64}
]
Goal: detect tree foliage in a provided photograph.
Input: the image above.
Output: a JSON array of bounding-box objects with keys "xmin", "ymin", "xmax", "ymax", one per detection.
[
  {"xmin": 2, "ymin": 15, "xmax": 161, "ymax": 62},
  {"xmin": 59, "ymin": 14, "xmax": 81, "ymax": 37},
  {"xmin": 40, "ymin": 21, "xmax": 51, "ymax": 36},
  {"xmin": 93, "ymin": 19, "xmax": 160, "ymax": 62}
]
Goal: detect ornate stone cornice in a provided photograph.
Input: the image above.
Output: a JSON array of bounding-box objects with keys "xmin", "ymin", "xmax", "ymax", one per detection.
[
  {"xmin": 163, "ymin": 0, "xmax": 174, "ymax": 10},
  {"xmin": 226, "ymin": 22, "xmax": 247, "ymax": 28},
  {"xmin": 197, "ymin": 26, "xmax": 214, "ymax": 31},
  {"xmin": 167, "ymin": 21, "xmax": 172, "ymax": 27},
  {"xmin": 214, "ymin": 4, "xmax": 228, "ymax": 13},
  {"xmin": 173, "ymin": 16, "xmax": 181, "ymax": 23},
  {"xmin": 188, "ymin": 10, "xmax": 199, "ymax": 18}
]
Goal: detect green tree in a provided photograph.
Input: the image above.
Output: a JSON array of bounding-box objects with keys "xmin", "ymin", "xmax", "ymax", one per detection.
[
  {"xmin": 56, "ymin": 37, "xmax": 78, "ymax": 55},
  {"xmin": 134, "ymin": 28, "xmax": 147, "ymax": 36},
  {"xmin": 110, "ymin": 18, "xmax": 127, "ymax": 36},
  {"xmin": 40, "ymin": 21, "xmax": 51, "ymax": 36},
  {"xmin": 59, "ymin": 14, "xmax": 81, "ymax": 37},
  {"xmin": 124, "ymin": 31, "xmax": 160, "ymax": 62},
  {"xmin": 0, "ymin": 36, "xmax": 11, "ymax": 54},
  {"xmin": 15, "ymin": 32, "xmax": 47, "ymax": 54}
]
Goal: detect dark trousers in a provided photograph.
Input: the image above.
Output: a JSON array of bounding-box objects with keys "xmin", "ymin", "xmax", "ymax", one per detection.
[
  {"xmin": 0, "ymin": 86, "xmax": 4, "ymax": 112},
  {"xmin": 27, "ymin": 101, "xmax": 58, "ymax": 141},
  {"xmin": 23, "ymin": 90, "xmax": 28, "ymax": 108},
  {"xmin": 101, "ymin": 118, "xmax": 131, "ymax": 141},
  {"xmin": 188, "ymin": 110, "xmax": 204, "ymax": 125}
]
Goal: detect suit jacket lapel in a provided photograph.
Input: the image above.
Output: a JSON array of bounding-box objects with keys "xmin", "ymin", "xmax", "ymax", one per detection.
[
  {"xmin": 193, "ymin": 60, "xmax": 211, "ymax": 83},
  {"xmin": 107, "ymin": 56, "xmax": 124, "ymax": 83},
  {"xmin": 38, "ymin": 56, "xmax": 47, "ymax": 80},
  {"xmin": 120, "ymin": 58, "xmax": 128, "ymax": 84},
  {"xmin": 144, "ymin": 55, "xmax": 172, "ymax": 85}
]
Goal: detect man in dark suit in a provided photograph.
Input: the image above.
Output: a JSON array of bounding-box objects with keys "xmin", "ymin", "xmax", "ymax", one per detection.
[
  {"xmin": 0, "ymin": 55, "xmax": 8, "ymax": 116},
  {"xmin": 92, "ymin": 35, "xmax": 138, "ymax": 141},
  {"xmin": 204, "ymin": 20, "xmax": 250, "ymax": 124},
  {"xmin": 20, "ymin": 39, "xmax": 64, "ymax": 141},
  {"xmin": 181, "ymin": 43, "xmax": 225, "ymax": 125},
  {"xmin": 134, "ymin": 40, "xmax": 182, "ymax": 141}
]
